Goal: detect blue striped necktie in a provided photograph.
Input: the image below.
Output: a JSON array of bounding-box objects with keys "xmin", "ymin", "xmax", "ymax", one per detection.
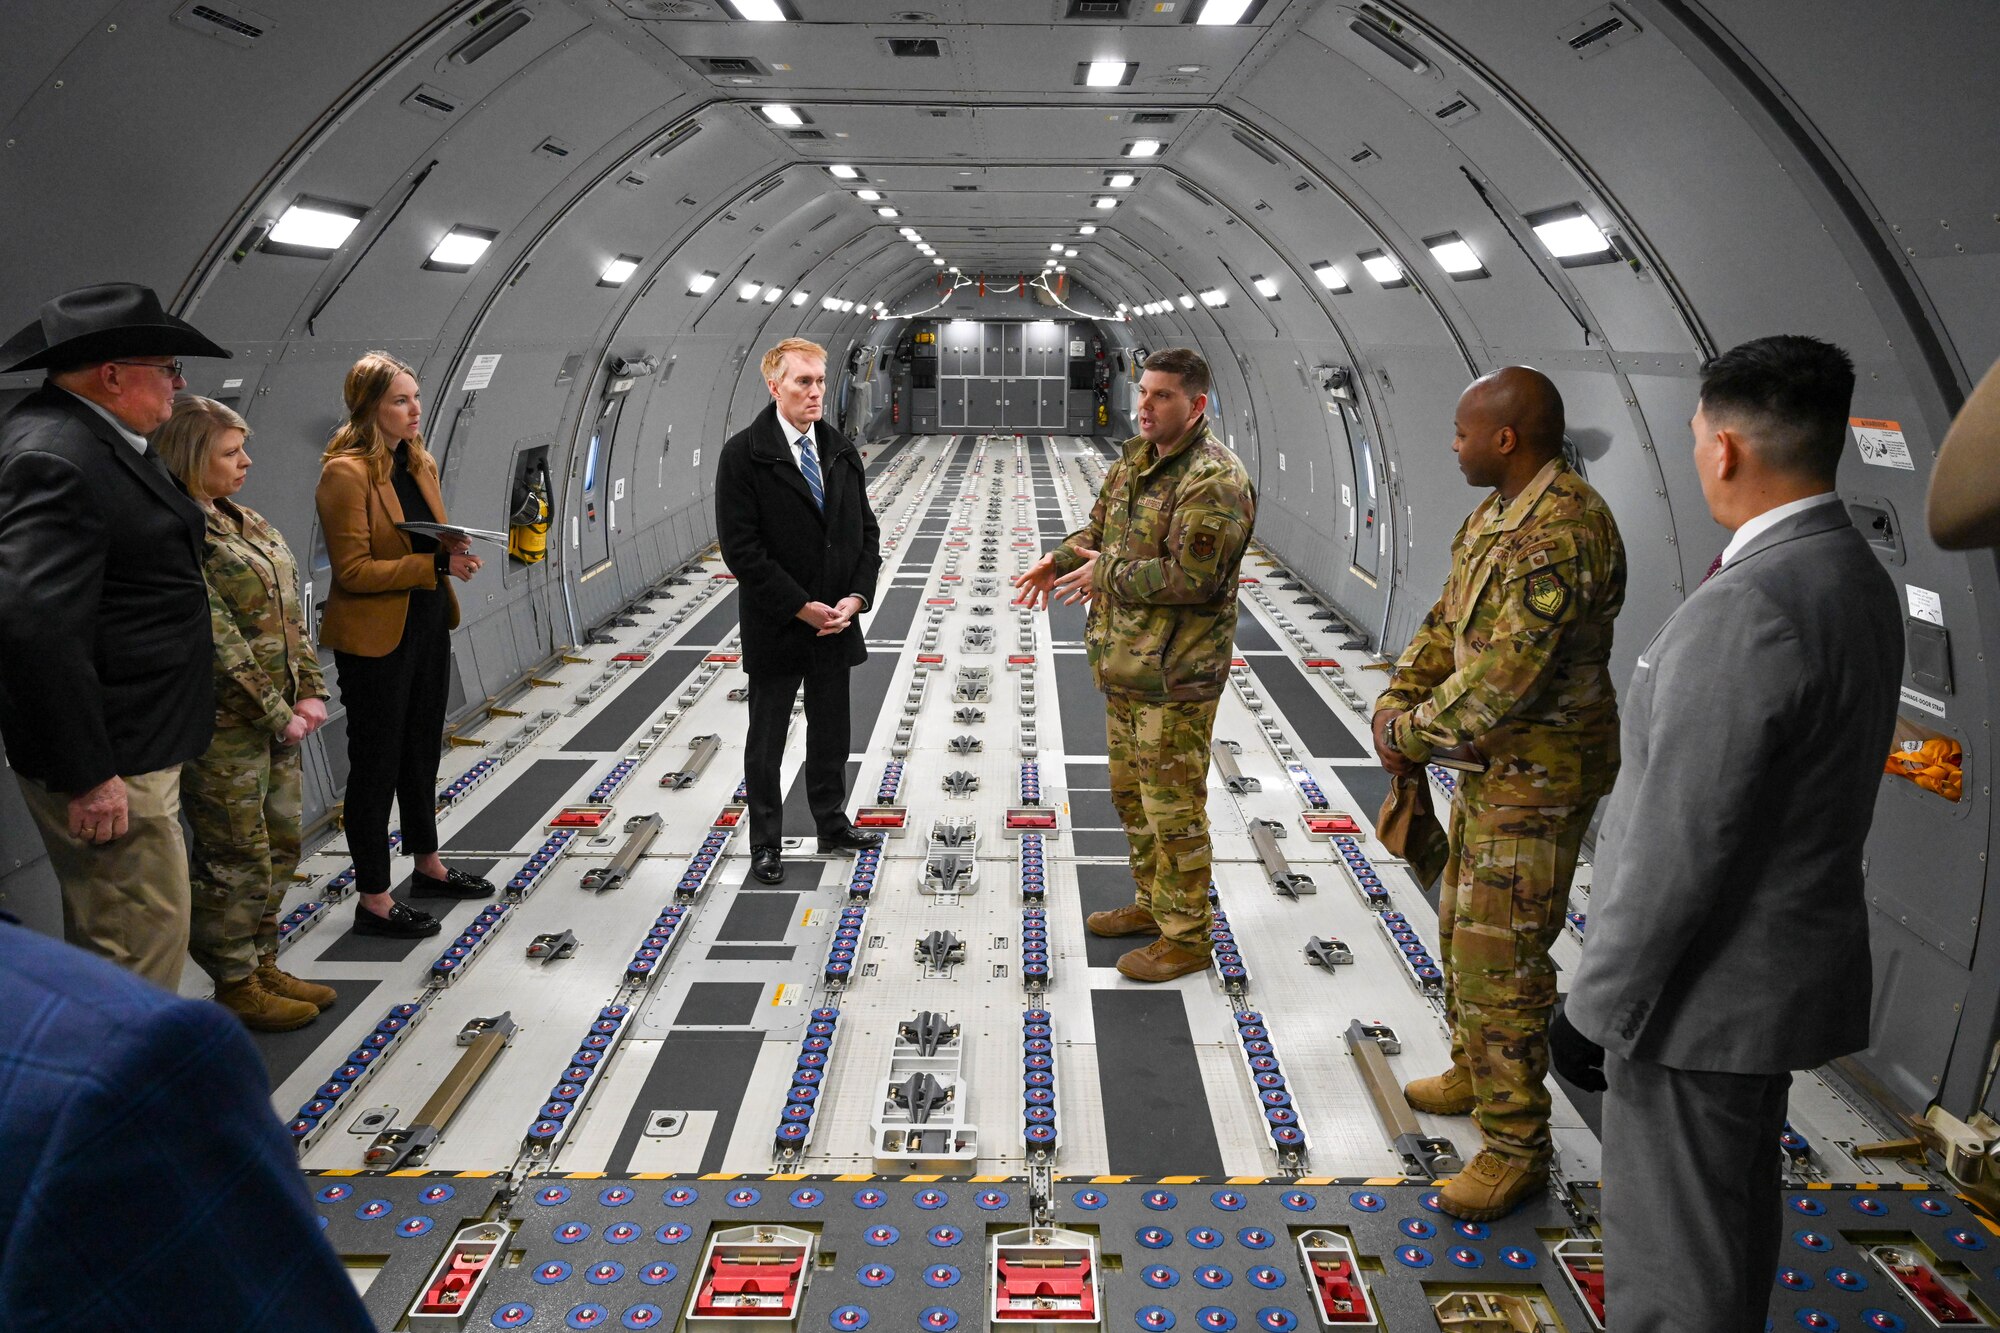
[{"xmin": 798, "ymin": 435, "xmax": 824, "ymax": 510}]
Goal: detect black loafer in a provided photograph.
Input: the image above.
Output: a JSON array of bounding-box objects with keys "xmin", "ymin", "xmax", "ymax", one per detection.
[
  {"xmin": 353, "ymin": 901, "xmax": 442, "ymax": 938},
  {"xmin": 751, "ymin": 845, "xmax": 785, "ymax": 884},
  {"xmin": 410, "ymin": 866, "xmax": 497, "ymax": 899},
  {"xmin": 817, "ymin": 823, "xmax": 883, "ymax": 854}
]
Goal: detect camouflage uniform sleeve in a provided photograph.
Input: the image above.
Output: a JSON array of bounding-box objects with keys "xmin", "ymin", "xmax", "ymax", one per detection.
[
  {"xmin": 1375, "ymin": 514, "xmax": 1470, "ymax": 717},
  {"xmin": 1049, "ymin": 474, "xmax": 1110, "ymax": 576},
  {"xmin": 297, "ymin": 628, "xmax": 329, "ymax": 702},
  {"xmin": 1094, "ymin": 466, "xmax": 1251, "ymax": 605},
  {"xmin": 207, "ymin": 574, "xmax": 294, "ymax": 738},
  {"xmin": 1391, "ymin": 521, "xmax": 1598, "ymax": 762},
  {"xmin": 1375, "ymin": 591, "xmax": 1455, "ymax": 716}
]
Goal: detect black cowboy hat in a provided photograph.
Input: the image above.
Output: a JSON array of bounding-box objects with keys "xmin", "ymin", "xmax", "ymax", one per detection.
[{"xmin": 0, "ymin": 282, "xmax": 231, "ymax": 374}]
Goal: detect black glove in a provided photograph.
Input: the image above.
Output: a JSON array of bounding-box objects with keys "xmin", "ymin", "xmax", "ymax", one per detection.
[{"xmin": 1549, "ymin": 1007, "xmax": 1607, "ymax": 1093}]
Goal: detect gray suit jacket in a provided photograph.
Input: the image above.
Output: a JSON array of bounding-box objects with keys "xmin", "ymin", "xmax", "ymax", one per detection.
[{"xmin": 1566, "ymin": 504, "xmax": 1902, "ymax": 1073}]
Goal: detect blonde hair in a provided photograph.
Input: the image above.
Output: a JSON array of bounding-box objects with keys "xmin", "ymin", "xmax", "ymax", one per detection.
[
  {"xmin": 152, "ymin": 394, "xmax": 250, "ymax": 501},
  {"xmin": 321, "ymin": 350, "xmax": 436, "ymax": 483},
  {"xmin": 761, "ymin": 337, "xmax": 826, "ymax": 384}
]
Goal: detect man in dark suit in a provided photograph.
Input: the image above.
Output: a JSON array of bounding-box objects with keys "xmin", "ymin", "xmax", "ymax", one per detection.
[
  {"xmin": 1555, "ymin": 335, "xmax": 1903, "ymax": 1331},
  {"xmin": 0, "ymin": 284, "xmax": 233, "ymax": 987},
  {"xmin": 0, "ymin": 915, "xmax": 375, "ymax": 1330},
  {"xmin": 715, "ymin": 337, "xmax": 884, "ymax": 883}
]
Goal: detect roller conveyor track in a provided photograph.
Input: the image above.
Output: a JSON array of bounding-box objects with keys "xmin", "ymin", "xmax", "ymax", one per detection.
[{"xmin": 248, "ymin": 435, "xmax": 1947, "ymax": 1332}]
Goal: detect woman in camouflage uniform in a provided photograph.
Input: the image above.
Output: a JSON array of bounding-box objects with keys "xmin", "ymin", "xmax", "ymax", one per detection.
[{"xmin": 154, "ymin": 397, "xmax": 335, "ymax": 1031}]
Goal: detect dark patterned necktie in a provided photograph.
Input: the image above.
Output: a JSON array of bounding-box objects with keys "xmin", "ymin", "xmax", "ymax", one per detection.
[
  {"xmin": 1701, "ymin": 553, "xmax": 1723, "ymax": 584},
  {"xmin": 798, "ymin": 436, "xmax": 824, "ymax": 510}
]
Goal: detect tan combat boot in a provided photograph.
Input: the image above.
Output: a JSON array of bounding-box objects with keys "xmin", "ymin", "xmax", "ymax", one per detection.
[
  {"xmin": 257, "ymin": 955, "xmax": 338, "ymax": 1011},
  {"xmin": 1404, "ymin": 1064, "xmax": 1476, "ymax": 1116},
  {"xmin": 214, "ymin": 974, "xmax": 320, "ymax": 1033},
  {"xmin": 1116, "ymin": 938, "xmax": 1211, "ymax": 982},
  {"xmin": 1086, "ymin": 903, "xmax": 1160, "ymax": 937},
  {"xmin": 1436, "ymin": 1151, "xmax": 1548, "ymax": 1222}
]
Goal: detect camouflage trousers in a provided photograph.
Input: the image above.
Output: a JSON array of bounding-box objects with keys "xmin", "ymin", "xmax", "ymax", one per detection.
[
  {"xmin": 182, "ymin": 725, "xmax": 303, "ymax": 984},
  {"xmin": 1106, "ymin": 694, "xmax": 1218, "ymax": 952},
  {"xmin": 1439, "ymin": 795, "xmax": 1597, "ymax": 1167}
]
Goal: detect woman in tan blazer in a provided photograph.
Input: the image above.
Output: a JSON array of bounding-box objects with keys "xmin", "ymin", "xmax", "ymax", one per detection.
[{"xmin": 315, "ymin": 351, "xmax": 489, "ymax": 938}]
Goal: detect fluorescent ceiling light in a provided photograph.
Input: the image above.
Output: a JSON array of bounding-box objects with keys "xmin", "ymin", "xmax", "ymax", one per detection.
[
  {"xmin": 1252, "ymin": 274, "xmax": 1279, "ymax": 299},
  {"xmin": 1078, "ymin": 225, "xmax": 1097, "ymax": 235},
  {"xmin": 1529, "ymin": 205, "xmax": 1615, "ymax": 262},
  {"xmin": 1107, "ymin": 173, "xmax": 1136, "ymax": 188},
  {"xmin": 1311, "ymin": 262, "xmax": 1349, "ymax": 292},
  {"xmin": 1056, "ymin": 265, "xmax": 1067, "ymax": 272},
  {"xmin": 721, "ymin": 0, "xmax": 786, "ymax": 18},
  {"xmin": 856, "ymin": 189, "xmax": 882, "ymax": 201},
  {"xmin": 1050, "ymin": 243, "xmax": 1064, "ymax": 252},
  {"xmin": 738, "ymin": 281, "xmax": 762, "ymax": 301},
  {"xmin": 1117, "ymin": 303, "xmax": 1128, "ymax": 311},
  {"xmin": 763, "ymin": 285, "xmax": 784, "ymax": 303},
  {"xmin": 424, "ymin": 226, "xmax": 496, "ymax": 271},
  {"xmin": 899, "ymin": 227, "xmax": 920, "ymax": 239},
  {"xmin": 1045, "ymin": 259, "xmax": 1058, "ymax": 267},
  {"xmin": 266, "ymin": 199, "xmax": 363, "ymax": 254},
  {"xmin": 792, "ymin": 290, "xmax": 810, "ymax": 306},
  {"xmin": 1093, "ymin": 197, "xmax": 1118, "ymax": 210},
  {"xmin": 877, "ymin": 207, "xmax": 899, "ymax": 218},
  {"xmin": 1195, "ymin": 0, "xmax": 1257, "ymax": 23},
  {"xmin": 1086, "ymin": 60, "xmax": 1131, "ymax": 86},
  {"xmin": 759, "ymin": 105, "xmax": 805, "ymax": 126},
  {"xmin": 1064, "ymin": 249, "xmax": 1077, "ymax": 258},
  {"xmin": 1426, "ymin": 233, "xmax": 1485, "ymax": 276},
  {"xmin": 828, "ymin": 164, "xmax": 859, "ymax": 180},
  {"xmin": 1177, "ymin": 293, "xmax": 1196, "ymax": 309},
  {"xmin": 598, "ymin": 255, "xmax": 641, "ymax": 286},
  {"xmin": 687, "ymin": 271, "xmax": 719, "ymax": 294},
  {"xmin": 933, "ymin": 257, "xmax": 945, "ymax": 265},
  {"xmin": 822, "ymin": 296, "xmax": 841, "ymax": 311},
  {"xmin": 874, "ymin": 302, "xmax": 886, "ymax": 311},
  {"xmin": 1199, "ymin": 287, "xmax": 1228, "ymax": 307},
  {"xmin": 1360, "ymin": 251, "xmax": 1404, "ymax": 285},
  {"xmin": 1127, "ymin": 139, "xmax": 1162, "ymax": 157}
]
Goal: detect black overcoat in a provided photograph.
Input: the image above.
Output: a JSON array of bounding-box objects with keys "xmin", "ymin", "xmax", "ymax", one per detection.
[
  {"xmin": 0, "ymin": 385, "xmax": 214, "ymax": 791},
  {"xmin": 713, "ymin": 402, "xmax": 881, "ymax": 677}
]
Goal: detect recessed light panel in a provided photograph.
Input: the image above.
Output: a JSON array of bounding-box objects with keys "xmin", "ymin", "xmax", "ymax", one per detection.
[
  {"xmin": 1252, "ymin": 275, "xmax": 1279, "ymax": 299},
  {"xmin": 1126, "ymin": 139, "xmax": 1162, "ymax": 157},
  {"xmin": 423, "ymin": 226, "xmax": 496, "ymax": 272},
  {"xmin": 1199, "ymin": 287, "xmax": 1228, "ymax": 307},
  {"xmin": 758, "ymin": 105, "xmax": 805, "ymax": 126},
  {"xmin": 1528, "ymin": 204, "xmax": 1616, "ymax": 266},
  {"xmin": 687, "ymin": 271, "xmax": 719, "ymax": 295},
  {"xmin": 265, "ymin": 198, "xmax": 364, "ymax": 255},
  {"xmin": 1312, "ymin": 262, "xmax": 1349, "ymax": 292},
  {"xmin": 1425, "ymin": 232, "xmax": 1487, "ymax": 278},
  {"xmin": 598, "ymin": 255, "xmax": 641, "ymax": 286},
  {"xmin": 1359, "ymin": 250, "xmax": 1406, "ymax": 288},
  {"xmin": 1084, "ymin": 60, "xmax": 1133, "ymax": 86}
]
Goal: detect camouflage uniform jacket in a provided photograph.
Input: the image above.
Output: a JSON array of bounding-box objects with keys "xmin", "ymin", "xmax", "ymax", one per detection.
[
  {"xmin": 1052, "ymin": 419, "xmax": 1256, "ymax": 702},
  {"xmin": 1376, "ymin": 456, "xmax": 1625, "ymax": 806},
  {"xmin": 202, "ymin": 498, "xmax": 328, "ymax": 737}
]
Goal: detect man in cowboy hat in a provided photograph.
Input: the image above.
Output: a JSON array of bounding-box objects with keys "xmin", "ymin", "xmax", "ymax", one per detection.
[{"xmin": 0, "ymin": 282, "xmax": 233, "ymax": 987}]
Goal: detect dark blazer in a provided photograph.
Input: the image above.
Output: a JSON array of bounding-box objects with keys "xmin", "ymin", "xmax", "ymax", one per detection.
[
  {"xmin": 0, "ymin": 385, "xmax": 213, "ymax": 792},
  {"xmin": 714, "ymin": 403, "xmax": 881, "ymax": 676},
  {"xmin": 1566, "ymin": 504, "xmax": 1903, "ymax": 1073},
  {"xmin": 0, "ymin": 919, "xmax": 375, "ymax": 1330}
]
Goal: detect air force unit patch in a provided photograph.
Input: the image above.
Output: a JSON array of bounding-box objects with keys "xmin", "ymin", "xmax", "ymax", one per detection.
[{"xmin": 1525, "ymin": 567, "xmax": 1570, "ymax": 621}]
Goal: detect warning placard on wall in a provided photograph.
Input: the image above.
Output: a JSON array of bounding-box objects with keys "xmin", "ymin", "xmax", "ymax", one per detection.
[
  {"xmin": 1852, "ymin": 417, "xmax": 1914, "ymax": 470},
  {"xmin": 462, "ymin": 353, "xmax": 502, "ymax": 391}
]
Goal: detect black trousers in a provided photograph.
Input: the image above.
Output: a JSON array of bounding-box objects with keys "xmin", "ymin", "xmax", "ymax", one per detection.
[
  {"xmin": 744, "ymin": 662, "xmax": 852, "ymax": 849},
  {"xmin": 1600, "ymin": 1051, "xmax": 1793, "ymax": 1332},
  {"xmin": 335, "ymin": 616, "xmax": 451, "ymax": 894}
]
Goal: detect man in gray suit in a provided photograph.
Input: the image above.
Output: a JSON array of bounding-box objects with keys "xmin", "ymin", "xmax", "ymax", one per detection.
[{"xmin": 1556, "ymin": 335, "xmax": 1902, "ymax": 1332}]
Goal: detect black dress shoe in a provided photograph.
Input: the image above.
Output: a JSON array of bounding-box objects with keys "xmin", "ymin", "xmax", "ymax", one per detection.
[
  {"xmin": 410, "ymin": 866, "xmax": 497, "ymax": 899},
  {"xmin": 353, "ymin": 901, "xmax": 442, "ymax": 938},
  {"xmin": 750, "ymin": 845, "xmax": 786, "ymax": 884},
  {"xmin": 817, "ymin": 823, "xmax": 883, "ymax": 854}
]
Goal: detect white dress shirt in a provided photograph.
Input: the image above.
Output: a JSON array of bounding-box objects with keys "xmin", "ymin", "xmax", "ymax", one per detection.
[
  {"xmin": 61, "ymin": 388, "xmax": 150, "ymax": 455},
  {"xmin": 777, "ymin": 413, "xmax": 816, "ymax": 473},
  {"xmin": 1719, "ymin": 491, "xmax": 1843, "ymax": 569}
]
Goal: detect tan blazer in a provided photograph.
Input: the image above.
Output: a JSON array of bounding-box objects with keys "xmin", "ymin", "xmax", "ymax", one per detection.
[{"xmin": 314, "ymin": 451, "xmax": 461, "ymax": 657}]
